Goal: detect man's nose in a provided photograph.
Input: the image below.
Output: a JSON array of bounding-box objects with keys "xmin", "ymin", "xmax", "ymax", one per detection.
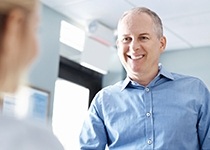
[{"xmin": 130, "ymin": 39, "xmax": 140, "ymax": 51}]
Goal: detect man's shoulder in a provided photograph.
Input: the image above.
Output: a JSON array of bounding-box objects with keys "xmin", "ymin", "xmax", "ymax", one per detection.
[
  {"xmin": 101, "ymin": 80, "xmax": 124, "ymax": 91},
  {"xmin": 94, "ymin": 80, "xmax": 125, "ymax": 99},
  {"xmin": 171, "ymin": 72, "xmax": 207, "ymax": 87},
  {"xmin": 171, "ymin": 72, "xmax": 200, "ymax": 80}
]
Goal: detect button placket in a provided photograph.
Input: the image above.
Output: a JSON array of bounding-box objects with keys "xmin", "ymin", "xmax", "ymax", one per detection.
[{"xmin": 144, "ymin": 86, "xmax": 154, "ymax": 148}]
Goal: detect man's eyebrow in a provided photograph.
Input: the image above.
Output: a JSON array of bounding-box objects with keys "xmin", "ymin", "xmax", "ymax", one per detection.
[
  {"xmin": 120, "ymin": 34, "xmax": 131, "ymax": 37},
  {"xmin": 139, "ymin": 33, "xmax": 150, "ymax": 36}
]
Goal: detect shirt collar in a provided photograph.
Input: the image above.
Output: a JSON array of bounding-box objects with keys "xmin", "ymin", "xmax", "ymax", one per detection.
[
  {"xmin": 121, "ymin": 77, "xmax": 131, "ymax": 91},
  {"xmin": 121, "ymin": 64, "xmax": 174, "ymax": 91},
  {"xmin": 158, "ymin": 63, "xmax": 174, "ymax": 80}
]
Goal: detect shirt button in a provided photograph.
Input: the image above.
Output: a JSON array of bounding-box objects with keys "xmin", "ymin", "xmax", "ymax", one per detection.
[
  {"xmin": 147, "ymin": 139, "xmax": 153, "ymax": 145},
  {"xmin": 145, "ymin": 87, "xmax": 150, "ymax": 92},
  {"xmin": 146, "ymin": 112, "xmax": 151, "ymax": 117}
]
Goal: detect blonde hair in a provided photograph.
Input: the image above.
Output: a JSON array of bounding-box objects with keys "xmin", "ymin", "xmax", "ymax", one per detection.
[
  {"xmin": 0, "ymin": 0, "xmax": 38, "ymax": 94},
  {"xmin": 0, "ymin": 0, "xmax": 38, "ymax": 40},
  {"xmin": 0, "ymin": 0, "xmax": 37, "ymax": 14}
]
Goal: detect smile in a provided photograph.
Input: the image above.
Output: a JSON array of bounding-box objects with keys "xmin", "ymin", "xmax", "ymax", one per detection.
[{"xmin": 128, "ymin": 54, "xmax": 145, "ymax": 60}]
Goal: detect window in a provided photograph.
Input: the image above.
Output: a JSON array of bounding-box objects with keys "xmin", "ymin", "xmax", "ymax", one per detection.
[
  {"xmin": 52, "ymin": 56, "xmax": 103, "ymax": 149},
  {"xmin": 58, "ymin": 56, "xmax": 102, "ymax": 107},
  {"xmin": 59, "ymin": 20, "xmax": 85, "ymax": 52},
  {"xmin": 52, "ymin": 78, "xmax": 89, "ymax": 149}
]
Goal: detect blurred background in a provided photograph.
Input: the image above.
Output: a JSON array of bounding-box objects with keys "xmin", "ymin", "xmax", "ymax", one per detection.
[{"xmin": 2, "ymin": 0, "xmax": 210, "ymax": 149}]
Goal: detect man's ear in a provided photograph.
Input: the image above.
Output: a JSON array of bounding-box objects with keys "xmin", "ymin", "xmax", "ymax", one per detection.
[
  {"xmin": 116, "ymin": 39, "xmax": 119, "ymax": 49},
  {"xmin": 160, "ymin": 36, "xmax": 166, "ymax": 53}
]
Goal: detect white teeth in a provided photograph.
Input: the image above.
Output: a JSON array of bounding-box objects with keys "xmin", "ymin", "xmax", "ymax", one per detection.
[{"xmin": 130, "ymin": 55, "xmax": 144, "ymax": 60}]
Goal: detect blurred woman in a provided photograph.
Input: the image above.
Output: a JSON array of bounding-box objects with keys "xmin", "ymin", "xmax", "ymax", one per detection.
[{"xmin": 0, "ymin": 0, "xmax": 64, "ymax": 149}]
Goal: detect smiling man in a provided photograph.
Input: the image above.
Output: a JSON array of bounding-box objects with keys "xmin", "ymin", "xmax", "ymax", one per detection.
[
  {"xmin": 116, "ymin": 9, "xmax": 166, "ymax": 86},
  {"xmin": 79, "ymin": 7, "xmax": 210, "ymax": 150}
]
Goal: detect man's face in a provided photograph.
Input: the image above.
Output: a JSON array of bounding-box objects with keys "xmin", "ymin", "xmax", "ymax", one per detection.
[{"xmin": 116, "ymin": 12, "xmax": 166, "ymax": 81}]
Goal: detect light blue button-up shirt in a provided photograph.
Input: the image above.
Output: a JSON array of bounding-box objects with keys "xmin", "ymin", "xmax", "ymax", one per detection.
[{"xmin": 79, "ymin": 65, "xmax": 210, "ymax": 150}]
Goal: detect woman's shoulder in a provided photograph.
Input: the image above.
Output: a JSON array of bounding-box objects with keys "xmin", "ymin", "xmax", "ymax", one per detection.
[{"xmin": 0, "ymin": 115, "xmax": 64, "ymax": 150}]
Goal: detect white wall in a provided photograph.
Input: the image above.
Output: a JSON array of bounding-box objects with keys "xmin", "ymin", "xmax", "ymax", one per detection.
[
  {"xmin": 160, "ymin": 46, "xmax": 210, "ymax": 89},
  {"xmin": 27, "ymin": 4, "xmax": 123, "ymax": 123},
  {"xmin": 102, "ymin": 47, "xmax": 124, "ymax": 87},
  {"xmin": 28, "ymin": 4, "xmax": 62, "ymax": 123}
]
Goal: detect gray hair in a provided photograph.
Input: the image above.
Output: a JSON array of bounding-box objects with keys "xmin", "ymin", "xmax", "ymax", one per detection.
[{"xmin": 117, "ymin": 7, "xmax": 163, "ymax": 39}]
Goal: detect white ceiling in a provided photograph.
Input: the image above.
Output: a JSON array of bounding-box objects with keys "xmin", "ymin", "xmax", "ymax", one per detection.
[{"xmin": 40, "ymin": 0, "xmax": 210, "ymax": 51}]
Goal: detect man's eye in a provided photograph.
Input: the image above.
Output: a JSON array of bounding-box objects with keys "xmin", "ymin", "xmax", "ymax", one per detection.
[
  {"xmin": 122, "ymin": 37, "xmax": 131, "ymax": 43},
  {"xmin": 140, "ymin": 36, "xmax": 149, "ymax": 41}
]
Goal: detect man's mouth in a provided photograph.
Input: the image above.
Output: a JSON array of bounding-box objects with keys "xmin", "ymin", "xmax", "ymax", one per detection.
[{"xmin": 128, "ymin": 54, "xmax": 145, "ymax": 60}]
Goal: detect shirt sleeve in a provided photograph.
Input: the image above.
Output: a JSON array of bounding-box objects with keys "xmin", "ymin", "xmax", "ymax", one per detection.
[
  {"xmin": 79, "ymin": 92, "xmax": 107, "ymax": 150},
  {"xmin": 197, "ymin": 82, "xmax": 210, "ymax": 149}
]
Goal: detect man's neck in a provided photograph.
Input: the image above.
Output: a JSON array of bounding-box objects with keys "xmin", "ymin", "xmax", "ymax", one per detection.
[{"xmin": 129, "ymin": 67, "xmax": 159, "ymax": 86}]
